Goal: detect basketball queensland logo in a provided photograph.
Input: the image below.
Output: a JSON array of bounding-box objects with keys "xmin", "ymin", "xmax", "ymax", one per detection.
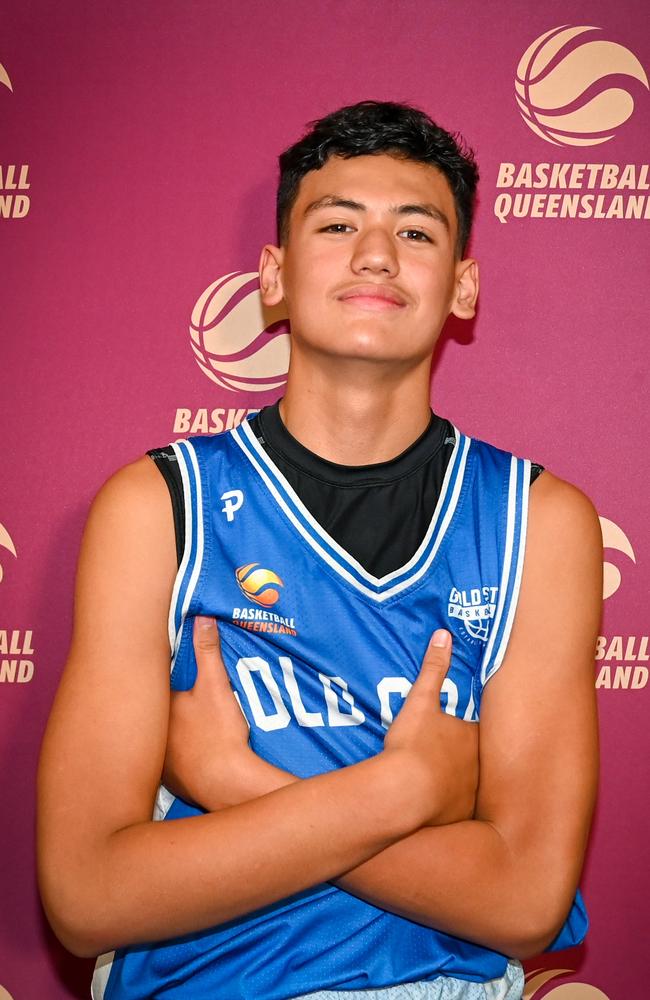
[
  {"xmin": 524, "ymin": 968, "xmax": 610, "ymax": 999},
  {"xmin": 494, "ymin": 27, "xmax": 650, "ymax": 223},
  {"xmin": 0, "ymin": 61, "xmax": 12, "ymax": 93},
  {"xmin": 175, "ymin": 272, "xmax": 291, "ymax": 435},
  {"xmin": 595, "ymin": 516, "xmax": 647, "ymax": 692},
  {"xmin": 599, "ymin": 515, "xmax": 635, "ymax": 600},
  {"xmin": 0, "ymin": 521, "xmax": 36, "ymax": 684},
  {"xmin": 516, "ymin": 25, "xmax": 648, "ymax": 146},
  {"xmin": 232, "ymin": 563, "xmax": 298, "ymax": 636},
  {"xmin": 0, "ymin": 59, "xmax": 31, "ymax": 220},
  {"xmin": 236, "ymin": 563, "xmax": 283, "ymax": 608},
  {"xmin": 189, "ymin": 272, "xmax": 290, "ymax": 392},
  {"xmin": 0, "ymin": 522, "xmax": 17, "ymax": 583}
]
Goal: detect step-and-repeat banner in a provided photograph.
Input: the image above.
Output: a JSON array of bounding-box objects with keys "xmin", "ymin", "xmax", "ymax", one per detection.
[{"xmin": 1, "ymin": 2, "xmax": 648, "ymax": 998}]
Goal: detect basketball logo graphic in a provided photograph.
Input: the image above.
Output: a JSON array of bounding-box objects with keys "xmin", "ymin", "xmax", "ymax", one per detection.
[
  {"xmin": 516, "ymin": 25, "xmax": 648, "ymax": 146},
  {"xmin": 525, "ymin": 968, "xmax": 610, "ymax": 999},
  {"xmin": 599, "ymin": 516, "xmax": 635, "ymax": 600},
  {"xmin": 236, "ymin": 563, "xmax": 284, "ymax": 607},
  {"xmin": 0, "ymin": 522, "xmax": 17, "ymax": 583},
  {"xmin": 190, "ymin": 272, "xmax": 290, "ymax": 392},
  {"xmin": 0, "ymin": 61, "xmax": 12, "ymax": 92}
]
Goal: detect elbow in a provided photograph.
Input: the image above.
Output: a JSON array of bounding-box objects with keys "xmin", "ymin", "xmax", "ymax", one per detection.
[
  {"xmin": 501, "ymin": 896, "xmax": 575, "ymax": 961},
  {"xmin": 39, "ymin": 866, "xmax": 113, "ymax": 959},
  {"xmin": 51, "ymin": 921, "xmax": 105, "ymax": 961},
  {"xmin": 41, "ymin": 892, "xmax": 109, "ymax": 959}
]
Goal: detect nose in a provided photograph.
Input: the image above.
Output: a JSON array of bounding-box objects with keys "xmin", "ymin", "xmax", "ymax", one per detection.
[{"xmin": 350, "ymin": 225, "xmax": 399, "ymax": 277}]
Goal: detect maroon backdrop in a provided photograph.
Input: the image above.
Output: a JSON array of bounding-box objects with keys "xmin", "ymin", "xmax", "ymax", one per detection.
[{"xmin": 1, "ymin": 2, "xmax": 648, "ymax": 998}]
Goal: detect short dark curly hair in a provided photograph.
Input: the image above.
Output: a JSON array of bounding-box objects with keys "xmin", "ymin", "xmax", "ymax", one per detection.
[{"xmin": 277, "ymin": 100, "xmax": 479, "ymax": 259}]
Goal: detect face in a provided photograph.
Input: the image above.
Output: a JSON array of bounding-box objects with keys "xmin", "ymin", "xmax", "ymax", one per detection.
[{"xmin": 260, "ymin": 153, "xmax": 478, "ymax": 368}]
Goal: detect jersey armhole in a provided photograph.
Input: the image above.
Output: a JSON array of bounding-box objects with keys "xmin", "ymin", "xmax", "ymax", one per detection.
[
  {"xmin": 147, "ymin": 447, "xmax": 185, "ymax": 567},
  {"xmin": 474, "ymin": 456, "xmax": 531, "ymax": 708},
  {"xmin": 148, "ymin": 441, "xmax": 205, "ymax": 689}
]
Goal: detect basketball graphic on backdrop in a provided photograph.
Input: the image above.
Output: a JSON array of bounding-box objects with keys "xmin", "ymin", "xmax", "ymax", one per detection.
[
  {"xmin": 0, "ymin": 522, "xmax": 17, "ymax": 583},
  {"xmin": 524, "ymin": 969, "xmax": 610, "ymax": 999},
  {"xmin": 599, "ymin": 516, "xmax": 635, "ymax": 600},
  {"xmin": 190, "ymin": 272, "xmax": 290, "ymax": 392},
  {"xmin": 0, "ymin": 61, "xmax": 12, "ymax": 92},
  {"xmin": 516, "ymin": 25, "xmax": 648, "ymax": 146}
]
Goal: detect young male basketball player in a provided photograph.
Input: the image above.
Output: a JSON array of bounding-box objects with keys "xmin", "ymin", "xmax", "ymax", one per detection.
[{"xmin": 38, "ymin": 102, "xmax": 601, "ymax": 1000}]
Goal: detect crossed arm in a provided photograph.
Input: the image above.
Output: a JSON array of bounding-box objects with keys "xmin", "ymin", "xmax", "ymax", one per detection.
[{"xmin": 37, "ymin": 455, "xmax": 601, "ymax": 961}]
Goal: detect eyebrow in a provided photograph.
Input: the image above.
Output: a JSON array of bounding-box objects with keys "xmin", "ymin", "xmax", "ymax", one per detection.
[{"xmin": 303, "ymin": 194, "xmax": 451, "ymax": 234}]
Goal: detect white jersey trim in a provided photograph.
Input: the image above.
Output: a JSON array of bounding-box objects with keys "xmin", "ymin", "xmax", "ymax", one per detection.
[
  {"xmin": 479, "ymin": 457, "xmax": 530, "ymax": 687},
  {"xmin": 168, "ymin": 439, "xmax": 205, "ymax": 673},
  {"xmin": 491, "ymin": 459, "xmax": 530, "ymax": 678},
  {"xmin": 235, "ymin": 418, "xmax": 464, "ymax": 587},
  {"xmin": 91, "ymin": 950, "xmax": 114, "ymax": 1000},
  {"xmin": 232, "ymin": 422, "xmax": 470, "ymax": 603},
  {"xmin": 167, "ymin": 440, "xmax": 194, "ymax": 656}
]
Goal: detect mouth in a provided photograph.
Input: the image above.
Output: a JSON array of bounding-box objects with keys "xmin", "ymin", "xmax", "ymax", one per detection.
[{"xmin": 336, "ymin": 284, "xmax": 408, "ymax": 311}]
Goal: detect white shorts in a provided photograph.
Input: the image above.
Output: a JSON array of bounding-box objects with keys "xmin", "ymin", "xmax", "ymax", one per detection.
[{"xmin": 293, "ymin": 960, "xmax": 524, "ymax": 1000}]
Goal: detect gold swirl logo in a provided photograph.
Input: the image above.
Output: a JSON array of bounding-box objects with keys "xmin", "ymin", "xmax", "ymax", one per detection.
[
  {"xmin": 516, "ymin": 25, "xmax": 648, "ymax": 146},
  {"xmin": 190, "ymin": 272, "xmax": 290, "ymax": 393},
  {"xmin": 0, "ymin": 61, "xmax": 12, "ymax": 92},
  {"xmin": 236, "ymin": 563, "xmax": 284, "ymax": 607},
  {"xmin": 599, "ymin": 516, "xmax": 635, "ymax": 600},
  {"xmin": 0, "ymin": 522, "xmax": 17, "ymax": 583},
  {"xmin": 525, "ymin": 968, "xmax": 610, "ymax": 998}
]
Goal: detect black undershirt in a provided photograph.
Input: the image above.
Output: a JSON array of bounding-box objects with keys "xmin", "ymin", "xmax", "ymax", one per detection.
[{"xmin": 148, "ymin": 403, "xmax": 543, "ymax": 576}]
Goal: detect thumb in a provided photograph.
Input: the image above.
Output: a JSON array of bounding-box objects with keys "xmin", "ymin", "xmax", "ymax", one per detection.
[
  {"xmin": 192, "ymin": 616, "xmax": 227, "ymax": 692},
  {"xmin": 415, "ymin": 629, "xmax": 452, "ymax": 695}
]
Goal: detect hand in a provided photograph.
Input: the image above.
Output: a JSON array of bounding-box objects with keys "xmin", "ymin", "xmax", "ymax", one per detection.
[
  {"xmin": 162, "ymin": 617, "xmax": 293, "ymax": 810},
  {"xmin": 382, "ymin": 629, "xmax": 479, "ymax": 827}
]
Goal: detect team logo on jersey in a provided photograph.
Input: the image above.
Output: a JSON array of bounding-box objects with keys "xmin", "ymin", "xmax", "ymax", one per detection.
[
  {"xmin": 447, "ymin": 585, "xmax": 498, "ymax": 643},
  {"xmin": 232, "ymin": 563, "xmax": 298, "ymax": 635},
  {"xmin": 236, "ymin": 563, "xmax": 283, "ymax": 606},
  {"xmin": 221, "ymin": 489, "xmax": 244, "ymax": 522}
]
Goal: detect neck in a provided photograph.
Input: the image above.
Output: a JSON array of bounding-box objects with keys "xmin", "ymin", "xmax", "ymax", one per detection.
[{"xmin": 279, "ymin": 351, "xmax": 433, "ymax": 465}]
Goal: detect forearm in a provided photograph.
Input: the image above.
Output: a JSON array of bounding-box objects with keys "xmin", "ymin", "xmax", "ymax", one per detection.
[
  {"xmin": 40, "ymin": 754, "xmax": 420, "ymax": 958},
  {"xmin": 334, "ymin": 821, "xmax": 556, "ymax": 959},
  {"xmin": 224, "ymin": 764, "xmax": 572, "ymax": 959}
]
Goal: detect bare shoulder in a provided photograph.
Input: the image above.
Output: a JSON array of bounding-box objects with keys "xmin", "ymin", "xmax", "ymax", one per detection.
[
  {"xmin": 88, "ymin": 453, "xmax": 172, "ymax": 528},
  {"xmin": 72, "ymin": 453, "xmax": 177, "ymax": 646},
  {"xmin": 528, "ymin": 470, "xmax": 602, "ymax": 573},
  {"xmin": 79, "ymin": 455, "xmax": 175, "ymax": 570},
  {"xmin": 507, "ymin": 468, "xmax": 603, "ymax": 666}
]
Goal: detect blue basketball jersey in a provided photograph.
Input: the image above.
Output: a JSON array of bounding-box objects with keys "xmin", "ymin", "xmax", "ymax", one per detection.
[{"xmin": 94, "ymin": 419, "xmax": 588, "ymax": 1000}]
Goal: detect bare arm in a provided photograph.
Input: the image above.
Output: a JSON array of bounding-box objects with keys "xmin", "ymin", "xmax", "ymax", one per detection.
[
  {"xmin": 168, "ymin": 472, "xmax": 601, "ymax": 959},
  {"xmin": 37, "ymin": 458, "xmax": 477, "ymax": 958},
  {"xmin": 330, "ymin": 473, "xmax": 601, "ymax": 957}
]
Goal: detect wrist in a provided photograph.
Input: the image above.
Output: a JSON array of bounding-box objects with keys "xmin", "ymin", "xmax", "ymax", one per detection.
[
  {"xmin": 363, "ymin": 751, "xmax": 431, "ymax": 838},
  {"xmin": 200, "ymin": 750, "xmax": 296, "ymax": 812}
]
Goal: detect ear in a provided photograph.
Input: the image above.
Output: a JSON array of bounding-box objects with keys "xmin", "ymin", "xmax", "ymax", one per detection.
[
  {"xmin": 259, "ymin": 244, "xmax": 285, "ymax": 306},
  {"xmin": 450, "ymin": 258, "xmax": 479, "ymax": 320}
]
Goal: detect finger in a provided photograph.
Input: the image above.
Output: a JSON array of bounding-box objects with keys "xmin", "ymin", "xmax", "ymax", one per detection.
[
  {"xmin": 192, "ymin": 616, "xmax": 230, "ymax": 694},
  {"xmin": 414, "ymin": 629, "xmax": 452, "ymax": 695}
]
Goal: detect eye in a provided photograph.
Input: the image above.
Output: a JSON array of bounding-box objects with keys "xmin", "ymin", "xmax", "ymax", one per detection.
[
  {"xmin": 319, "ymin": 223, "xmax": 354, "ymax": 234},
  {"xmin": 400, "ymin": 229, "xmax": 433, "ymax": 243}
]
